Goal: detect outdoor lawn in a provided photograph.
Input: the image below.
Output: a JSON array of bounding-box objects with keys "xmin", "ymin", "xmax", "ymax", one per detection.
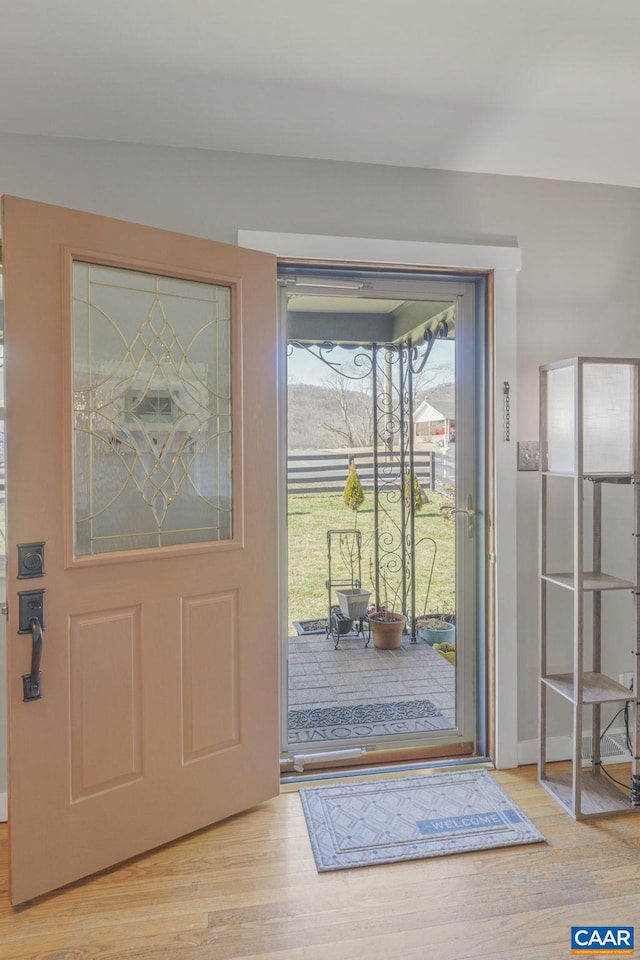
[{"xmin": 287, "ymin": 489, "xmax": 456, "ymax": 633}]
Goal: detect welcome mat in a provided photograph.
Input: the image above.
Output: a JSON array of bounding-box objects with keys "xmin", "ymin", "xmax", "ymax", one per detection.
[
  {"xmin": 300, "ymin": 770, "xmax": 544, "ymax": 872},
  {"xmin": 288, "ymin": 699, "xmax": 448, "ymax": 744}
]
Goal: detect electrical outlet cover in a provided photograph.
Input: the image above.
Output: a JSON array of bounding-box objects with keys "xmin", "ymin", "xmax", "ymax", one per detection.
[{"xmin": 517, "ymin": 441, "xmax": 540, "ymax": 471}]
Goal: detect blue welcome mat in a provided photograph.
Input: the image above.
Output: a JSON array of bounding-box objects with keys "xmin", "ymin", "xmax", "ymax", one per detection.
[{"xmin": 299, "ymin": 769, "xmax": 544, "ymax": 872}]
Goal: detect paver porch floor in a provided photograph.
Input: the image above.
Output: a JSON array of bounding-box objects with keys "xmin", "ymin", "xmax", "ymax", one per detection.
[{"xmin": 287, "ymin": 631, "xmax": 456, "ymax": 728}]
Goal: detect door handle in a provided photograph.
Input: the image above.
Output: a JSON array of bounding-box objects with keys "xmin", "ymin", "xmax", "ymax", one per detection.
[
  {"xmin": 450, "ymin": 496, "xmax": 476, "ymax": 538},
  {"xmin": 18, "ymin": 588, "xmax": 46, "ymax": 702},
  {"xmin": 22, "ymin": 617, "xmax": 43, "ymax": 702}
]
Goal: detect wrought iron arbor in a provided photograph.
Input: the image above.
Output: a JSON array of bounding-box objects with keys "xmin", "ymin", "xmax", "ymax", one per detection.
[{"xmin": 288, "ymin": 322, "xmax": 450, "ymax": 637}]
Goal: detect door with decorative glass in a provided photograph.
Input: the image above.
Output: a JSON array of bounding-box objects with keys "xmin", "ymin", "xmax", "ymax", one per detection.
[{"xmin": 2, "ymin": 196, "xmax": 279, "ymax": 904}]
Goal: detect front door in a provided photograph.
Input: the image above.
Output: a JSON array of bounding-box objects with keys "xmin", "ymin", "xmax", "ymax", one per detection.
[{"xmin": 2, "ymin": 196, "xmax": 279, "ymax": 904}]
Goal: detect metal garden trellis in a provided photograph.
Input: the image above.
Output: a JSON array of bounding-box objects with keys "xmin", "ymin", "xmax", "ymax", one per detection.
[{"xmin": 288, "ymin": 315, "xmax": 451, "ymax": 638}]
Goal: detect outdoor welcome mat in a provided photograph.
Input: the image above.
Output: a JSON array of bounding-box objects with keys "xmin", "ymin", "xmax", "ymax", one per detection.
[
  {"xmin": 299, "ymin": 769, "xmax": 544, "ymax": 872},
  {"xmin": 288, "ymin": 699, "xmax": 448, "ymax": 744}
]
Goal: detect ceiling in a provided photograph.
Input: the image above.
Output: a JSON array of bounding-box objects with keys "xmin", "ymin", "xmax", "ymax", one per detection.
[
  {"xmin": 287, "ymin": 293, "xmax": 455, "ymax": 345},
  {"xmin": 3, "ymin": 1, "xmax": 640, "ymax": 187}
]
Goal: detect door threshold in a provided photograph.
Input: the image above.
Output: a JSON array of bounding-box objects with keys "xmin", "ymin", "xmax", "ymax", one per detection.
[
  {"xmin": 280, "ymin": 754, "xmax": 491, "ymax": 788},
  {"xmin": 280, "ymin": 739, "xmax": 475, "ymax": 775}
]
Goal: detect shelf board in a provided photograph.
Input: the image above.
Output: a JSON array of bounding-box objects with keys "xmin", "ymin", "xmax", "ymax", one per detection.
[
  {"xmin": 542, "ymin": 671, "xmax": 633, "ymax": 704},
  {"xmin": 539, "ymin": 770, "xmax": 633, "ymax": 819},
  {"xmin": 542, "ymin": 471, "xmax": 638, "ymax": 480},
  {"xmin": 542, "ymin": 571, "xmax": 636, "ymax": 591}
]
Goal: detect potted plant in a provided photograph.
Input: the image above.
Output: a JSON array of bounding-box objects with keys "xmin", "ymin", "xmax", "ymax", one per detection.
[
  {"xmin": 366, "ymin": 575, "xmax": 406, "ymax": 648},
  {"xmin": 369, "ymin": 607, "xmax": 407, "ymax": 650},
  {"xmin": 417, "ymin": 615, "xmax": 456, "ymax": 647},
  {"xmin": 368, "ymin": 606, "xmax": 407, "ymax": 649},
  {"xmin": 334, "ymin": 515, "xmax": 371, "ymax": 620},
  {"xmin": 335, "ymin": 587, "xmax": 371, "ymax": 619},
  {"xmin": 432, "ymin": 639, "xmax": 456, "ymax": 665}
]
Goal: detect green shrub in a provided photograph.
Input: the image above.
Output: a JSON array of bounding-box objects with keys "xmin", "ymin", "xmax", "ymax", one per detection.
[
  {"xmin": 404, "ymin": 471, "xmax": 425, "ymax": 512},
  {"xmin": 343, "ymin": 460, "xmax": 365, "ymax": 511}
]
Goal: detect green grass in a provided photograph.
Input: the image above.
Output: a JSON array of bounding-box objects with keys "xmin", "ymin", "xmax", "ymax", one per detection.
[{"xmin": 287, "ymin": 490, "xmax": 455, "ymax": 632}]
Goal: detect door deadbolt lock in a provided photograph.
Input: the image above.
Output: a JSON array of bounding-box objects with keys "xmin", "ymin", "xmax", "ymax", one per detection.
[{"xmin": 17, "ymin": 542, "xmax": 45, "ymax": 579}]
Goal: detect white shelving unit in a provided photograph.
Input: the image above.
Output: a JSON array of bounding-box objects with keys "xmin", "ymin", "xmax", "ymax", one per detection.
[{"xmin": 538, "ymin": 357, "xmax": 640, "ymax": 819}]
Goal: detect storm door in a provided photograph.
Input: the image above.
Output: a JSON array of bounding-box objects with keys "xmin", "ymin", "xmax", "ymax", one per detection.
[{"xmin": 281, "ymin": 268, "xmax": 484, "ymax": 769}]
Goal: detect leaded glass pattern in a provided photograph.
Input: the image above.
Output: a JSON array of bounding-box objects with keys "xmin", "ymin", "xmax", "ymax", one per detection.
[{"xmin": 73, "ymin": 263, "xmax": 232, "ymax": 556}]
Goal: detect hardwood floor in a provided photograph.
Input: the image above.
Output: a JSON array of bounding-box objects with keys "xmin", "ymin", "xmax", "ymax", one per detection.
[{"xmin": 0, "ymin": 763, "xmax": 638, "ymax": 960}]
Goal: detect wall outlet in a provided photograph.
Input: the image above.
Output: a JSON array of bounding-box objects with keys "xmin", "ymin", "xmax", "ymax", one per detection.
[
  {"xmin": 517, "ymin": 441, "xmax": 539, "ymax": 471},
  {"xmin": 618, "ymin": 672, "xmax": 634, "ymax": 690}
]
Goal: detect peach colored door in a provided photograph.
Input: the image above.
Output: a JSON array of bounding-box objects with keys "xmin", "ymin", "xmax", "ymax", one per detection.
[{"xmin": 2, "ymin": 196, "xmax": 279, "ymax": 904}]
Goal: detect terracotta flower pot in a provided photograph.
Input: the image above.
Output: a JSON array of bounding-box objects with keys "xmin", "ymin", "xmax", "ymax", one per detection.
[{"xmin": 368, "ymin": 612, "xmax": 406, "ymax": 649}]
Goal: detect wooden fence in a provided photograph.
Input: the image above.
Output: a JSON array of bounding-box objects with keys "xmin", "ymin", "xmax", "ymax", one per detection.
[{"xmin": 287, "ymin": 450, "xmax": 436, "ymax": 495}]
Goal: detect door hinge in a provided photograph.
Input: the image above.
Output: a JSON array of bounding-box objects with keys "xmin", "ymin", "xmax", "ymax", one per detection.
[{"xmin": 0, "ymin": 601, "xmax": 7, "ymax": 617}]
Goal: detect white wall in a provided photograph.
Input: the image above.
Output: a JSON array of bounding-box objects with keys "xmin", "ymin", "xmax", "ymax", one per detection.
[{"xmin": 2, "ymin": 131, "xmax": 640, "ymax": 795}]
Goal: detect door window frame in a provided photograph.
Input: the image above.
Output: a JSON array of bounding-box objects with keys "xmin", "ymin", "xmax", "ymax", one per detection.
[{"xmin": 239, "ymin": 230, "xmax": 520, "ymax": 770}]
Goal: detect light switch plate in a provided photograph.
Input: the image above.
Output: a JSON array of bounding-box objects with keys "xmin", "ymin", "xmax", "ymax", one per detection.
[{"xmin": 517, "ymin": 441, "xmax": 539, "ymax": 471}]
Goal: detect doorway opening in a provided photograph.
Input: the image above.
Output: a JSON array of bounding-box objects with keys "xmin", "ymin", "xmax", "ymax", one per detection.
[{"xmin": 279, "ymin": 264, "xmax": 488, "ymax": 773}]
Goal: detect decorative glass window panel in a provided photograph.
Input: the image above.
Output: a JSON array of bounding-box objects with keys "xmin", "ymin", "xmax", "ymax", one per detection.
[{"xmin": 72, "ymin": 263, "xmax": 232, "ymax": 556}]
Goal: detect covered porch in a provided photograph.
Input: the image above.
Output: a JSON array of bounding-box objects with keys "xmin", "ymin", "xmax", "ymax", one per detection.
[{"xmin": 287, "ymin": 632, "xmax": 456, "ymax": 747}]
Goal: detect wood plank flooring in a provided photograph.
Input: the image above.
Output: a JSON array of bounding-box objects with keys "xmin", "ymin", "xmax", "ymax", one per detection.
[{"xmin": 0, "ymin": 763, "xmax": 638, "ymax": 960}]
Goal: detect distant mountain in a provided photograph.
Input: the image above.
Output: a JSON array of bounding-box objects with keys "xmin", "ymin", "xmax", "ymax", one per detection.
[
  {"xmin": 287, "ymin": 379, "xmax": 455, "ymax": 451},
  {"xmin": 287, "ymin": 383, "xmax": 349, "ymax": 450},
  {"xmin": 288, "ymin": 382, "xmax": 371, "ymax": 451},
  {"xmin": 419, "ymin": 380, "xmax": 455, "ymax": 408}
]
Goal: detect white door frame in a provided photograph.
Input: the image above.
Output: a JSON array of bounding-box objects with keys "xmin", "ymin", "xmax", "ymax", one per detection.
[{"xmin": 238, "ymin": 230, "xmax": 521, "ymax": 769}]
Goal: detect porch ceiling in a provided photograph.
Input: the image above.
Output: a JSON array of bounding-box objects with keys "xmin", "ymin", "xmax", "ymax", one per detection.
[{"xmin": 287, "ymin": 297, "xmax": 455, "ymax": 346}]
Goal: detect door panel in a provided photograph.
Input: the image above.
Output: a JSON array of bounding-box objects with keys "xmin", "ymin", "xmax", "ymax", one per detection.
[
  {"xmin": 69, "ymin": 605, "xmax": 143, "ymax": 800},
  {"xmin": 181, "ymin": 590, "xmax": 239, "ymax": 760},
  {"xmin": 2, "ymin": 196, "xmax": 279, "ymax": 904}
]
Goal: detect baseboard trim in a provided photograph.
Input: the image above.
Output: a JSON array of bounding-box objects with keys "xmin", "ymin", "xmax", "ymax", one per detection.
[
  {"xmin": 518, "ymin": 736, "xmax": 572, "ymax": 766},
  {"xmin": 0, "ymin": 793, "xmax": 7, "ymax": 822},
  {"xmin": 518, "ymin": 729, "xmax": 631, "ymax": 767}
]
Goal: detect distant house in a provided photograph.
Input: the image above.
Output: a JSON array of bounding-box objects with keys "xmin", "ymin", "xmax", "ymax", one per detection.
[{"xmin": 413, "ymin": 398, "xmax": 455, "ymax": 444}]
